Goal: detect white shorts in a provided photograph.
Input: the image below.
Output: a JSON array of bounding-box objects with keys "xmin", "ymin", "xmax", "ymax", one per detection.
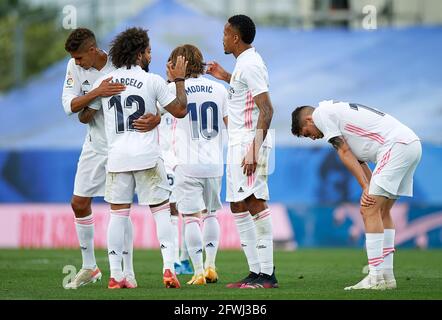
[
  {"xmin": 369, "ymin": 140, "xmax": 422, "ymax": 199},
  {"xmin": 174, "ymin": 167, "xmax": 222, "ymax": 215},
  {"xmin": 226, "ymin": 144, "xmax": 270, "ymax": 203},
  {"xmin": 73, "ymin": 143, "xmax": 107, "ymax": 197},
  {"xmin": 104, "ymin": 159, "xmax": 171, "ymax": 206}
]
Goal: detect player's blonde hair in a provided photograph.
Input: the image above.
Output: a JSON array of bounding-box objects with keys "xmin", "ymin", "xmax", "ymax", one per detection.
[{"xmin": 169, "ymin": 44, "xmax": 205, "ymax": 78}]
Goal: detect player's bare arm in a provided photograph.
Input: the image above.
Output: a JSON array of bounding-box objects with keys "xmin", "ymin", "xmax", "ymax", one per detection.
[
  {"xmin": 206, "ymin": 61, "xmax": 231, "ymax": 83},
  {"xmin": 329, "ymin": 136, "xmax": 376, "ymax": 207},
  {"xmin": 78, "ymin": 106, "xmax": 97, "ymax": 124},
  {"xmin": 70, "ymin": 77, "xmax": 126, "ymax": 113},
  {"xmin": 241, "ymin": 92, "xmax": 274, "ymax": 176},
  {"xmin": 164, "ymin": 56, "xmax": 188, "ymax": 118},
  {"xmin": 360, "ymin": 161, "xmax": 372, "ymax": 183}
]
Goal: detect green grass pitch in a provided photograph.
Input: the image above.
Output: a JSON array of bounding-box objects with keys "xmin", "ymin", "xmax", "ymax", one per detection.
[{"xmin": 0, "ymin": 248, "xmax": 441, "ymax": 300}]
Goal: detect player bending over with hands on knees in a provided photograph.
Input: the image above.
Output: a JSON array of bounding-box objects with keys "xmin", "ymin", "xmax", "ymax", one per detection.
[{"xmin": 291, "ymin": 100, "xmax": 421, "ymax": 290}]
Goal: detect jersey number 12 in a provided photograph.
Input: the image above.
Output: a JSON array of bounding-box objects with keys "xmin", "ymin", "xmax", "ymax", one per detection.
[{"xmin": 109, "ymin": 95, "xmax": 146, "ymax": 133}]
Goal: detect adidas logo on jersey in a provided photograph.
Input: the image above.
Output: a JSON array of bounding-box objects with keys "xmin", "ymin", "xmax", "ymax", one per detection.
[
  {"xmin": 206, "ymin": 243, "xmax": 215, "ymax": 248},
  {"xmin": 80, "ymin": 246, "xmax": 87, "ymax": 251},
  {"xmin": 241, "ymin": 243, "xmax": 247, "ymax": 247},
  {"xmin": 108, "ymin": 250, "xmax": 117, "ymax": 255},
  {"xmin": 160, "ymin": 244, "xmax": 167, "ymax": 249},
  {"xmin": 196, "ymin": 249, "xmax": 203, "ymax": 254},
  {"xmin": 238, "ymin": 187, "xmax": 244, "ymax": 193},
  {"xmin": 82, "ymin": 80, "xmax": 90, "ymax": 85}
]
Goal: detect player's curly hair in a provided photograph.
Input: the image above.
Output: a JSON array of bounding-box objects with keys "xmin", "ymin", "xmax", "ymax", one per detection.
[
  {"xmin": 291, "ymin": 106, "xmax": 314, "ymax": 137},
  {"xmin": 110, "ymin": 27, "xmax": 149, "ymax": 69},
  {"xmin": 168, "ymin": 44, "xmax": 204, "ymax": 78},
  {"xmin": 228, "ymin": 14, "xmax": 256, "ymax": 44},
  {"xmin": 64, "ymin": 28, "xmax": 96, "ymax": 53}
]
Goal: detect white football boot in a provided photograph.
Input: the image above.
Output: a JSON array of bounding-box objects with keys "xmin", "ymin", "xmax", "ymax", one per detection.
[
  {"xmin": 383, "ymin": 269, "xmax": 397, "ymax": 289},
  {"xmin": 65, "ymin": 267, "xmax": 102, "ymax": 289},
  {"xmin": 344, "ymin": 274, "xmax": 386, "ymax": 290}
]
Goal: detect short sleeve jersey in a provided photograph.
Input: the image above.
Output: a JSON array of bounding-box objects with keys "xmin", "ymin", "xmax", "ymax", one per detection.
[
  {"xmin": 227, "ymin": 47, "xmax": 272, "ymax": 147},
  {"xmin": 90, "ymin": 65, "xmax": 175, "ymax": 172},
  {"xmin": 312, "ymin": 100, "xmax": 420, "ymax": 163},
  {"xmin": 62, "ymin": 56, "xmax": 115, "ymax": 154}
]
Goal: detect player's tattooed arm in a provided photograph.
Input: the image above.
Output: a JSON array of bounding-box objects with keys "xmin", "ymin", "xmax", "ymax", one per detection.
[
  {"xmin": 329, "ymin": 136, "xmax": 345, "ymax": 150},
  {"xmin": 164, "ymin": 56, "xmax": 188, "ymax": 118},
  {"xmin": 78, "ymin": 107, "xmax": 97, "ymax": 124},
  {"xmin": 330, "ymin": 136, "xmax": 373, "ymax": 199}
]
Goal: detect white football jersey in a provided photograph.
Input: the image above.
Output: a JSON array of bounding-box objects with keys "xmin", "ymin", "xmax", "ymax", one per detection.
[
  {"xmin": 90, "ymin": 65, "xmax": 175, "ymax": 173},
  {"xmin": 166, "ymin": 76, "xmax": 228, "ymax": 178},
  {"xmin": 158, "ymin": 111, "xmax": 178, "ymax": 174},
  {"xmin": 313, "ymin": 100, "xmax": 420, "ymax": 163},
  {"xmin": 228, "ymin": 47, "xmax": 272, "ymax": 147},
  {"xmin": 62, "ymin": 56, "xmax": 115, "ymax": 155}
]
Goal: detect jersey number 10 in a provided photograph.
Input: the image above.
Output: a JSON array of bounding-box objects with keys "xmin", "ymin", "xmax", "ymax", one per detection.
[{"xmin": 188, "ymin": 101, "xmax": 219, "ymax": 140}]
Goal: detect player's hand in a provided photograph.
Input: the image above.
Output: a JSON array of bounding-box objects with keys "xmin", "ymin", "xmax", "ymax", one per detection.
[
  {"xmin": 206, "ymin": 61, "xmax": 229, "ymax": 81},
  {"xmin": 133, "ymin": 113, "xmax": 161, "ymax": 132},
  {"xmin": 360, "ymin": 187, "xmax": 376, "ymax": 207},
  {"xmin": 241, "ymin": 146, "xmax": 258, "ymax": 176},
  {"xmin": 95, "ymin": 77, "xmax": 126, "ymax": 97},
  {"xmin": 167, "ymin": 56, "xmax": 188, "ymax": 80}
]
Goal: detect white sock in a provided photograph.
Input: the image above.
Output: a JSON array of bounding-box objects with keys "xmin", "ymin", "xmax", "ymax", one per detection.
[
  {"xmin": 171, "ymin": 215, "xmax": 180, "ymax": 264},
  {"xmin": 123, "ymin": 216, "xmax": 134, "ymax": 277},
  {"xmin": 74, "ymin": 214, "xmax": 96, "ymax": 270},
  {"xmin": 184, "ymin": 216, "xmax": 204, "ymax": 275},
  {"xmin": 202, "ymin": 212, "xmax": 220, "ymax": 269},
  {"xmin": 253, "ymin": 209, "xmax": 274, "ymax": 276},
  {"xmin": 179, "ymin": 215, "xmax": 190, "ymax": 261},
  {"xmin": 151, "ymin": 203, "xmax": 174, "ymax": 272},
  {"xmin": 383, "ymin": 229, "xmax": 396, "ymax": 279},
  {"xmin": 107, "ymin": 209, "xmax": 129, "ymax": 281},
  {"xmin": 233, "ymin": 211, "xmax": 260, "ymax": 274},
  {"xmin": 366, "ymin": 233, "xmax": 384, "ymax": 276}
]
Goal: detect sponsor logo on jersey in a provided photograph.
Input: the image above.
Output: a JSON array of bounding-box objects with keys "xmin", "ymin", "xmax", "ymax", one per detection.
[{"xmin": 108, "ymin": 250, "xmax": 117, "ymax": 255}]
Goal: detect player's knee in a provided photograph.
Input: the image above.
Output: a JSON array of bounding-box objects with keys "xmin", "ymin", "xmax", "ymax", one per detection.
[
  {"xmin": 230, "ymin": 201, "xmax": 247, "ymax": 213},
  {"xmin": 360, "ymin": 206, "xmax": 378, "ymax": 219},
  {"xmin": 71, "ymin": 196, "xmax": 92, "ymax": 216}
]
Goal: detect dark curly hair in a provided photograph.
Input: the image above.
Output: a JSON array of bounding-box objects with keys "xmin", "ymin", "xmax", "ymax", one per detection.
[
  {"xmin": 168, "ymin": 44, "xmax": 204, "ymax": 78},
  {"xmin": 228, "ymin": 14, "xmax": 256, "ymax": 44},
  {"xmin": 64, "ymin": 28, "xmax": 96, "ymax": 53},
  {"xmin": 110, "ymin": 27, "xmax": 149, "ymax": 69},
  {"xmin": 291, "ymin": 106, "xmax": 314, "ymax": 136}
]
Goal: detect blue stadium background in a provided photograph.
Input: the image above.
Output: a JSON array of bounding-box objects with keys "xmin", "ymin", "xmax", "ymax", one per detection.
[{"xmin": 1, "ymin": 0, "xmax": 441, "ymax": 247}]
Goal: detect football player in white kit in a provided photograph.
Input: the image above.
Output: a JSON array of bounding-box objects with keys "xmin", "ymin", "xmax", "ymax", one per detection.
[
  {"xmin": 62, "ymin": 28, "xmax": 159, "ymax": 289},
  {"xmin": 291, "ymin": 100, "xmax": 422, "ymax": 290},
  {"xmin": 165, "ymin": 45, "xmax": 228, "ymax": 285},
  {"xmin": 84, "ymin": 27, "xmax": 188, "ymax": 289},
  {"xmin": 158, "ymin": 106, "xmax": 194, "ymax": 276},
  {"xmin": 207, "ymin": 15, "xmax": 278, "ymax": 289}
]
